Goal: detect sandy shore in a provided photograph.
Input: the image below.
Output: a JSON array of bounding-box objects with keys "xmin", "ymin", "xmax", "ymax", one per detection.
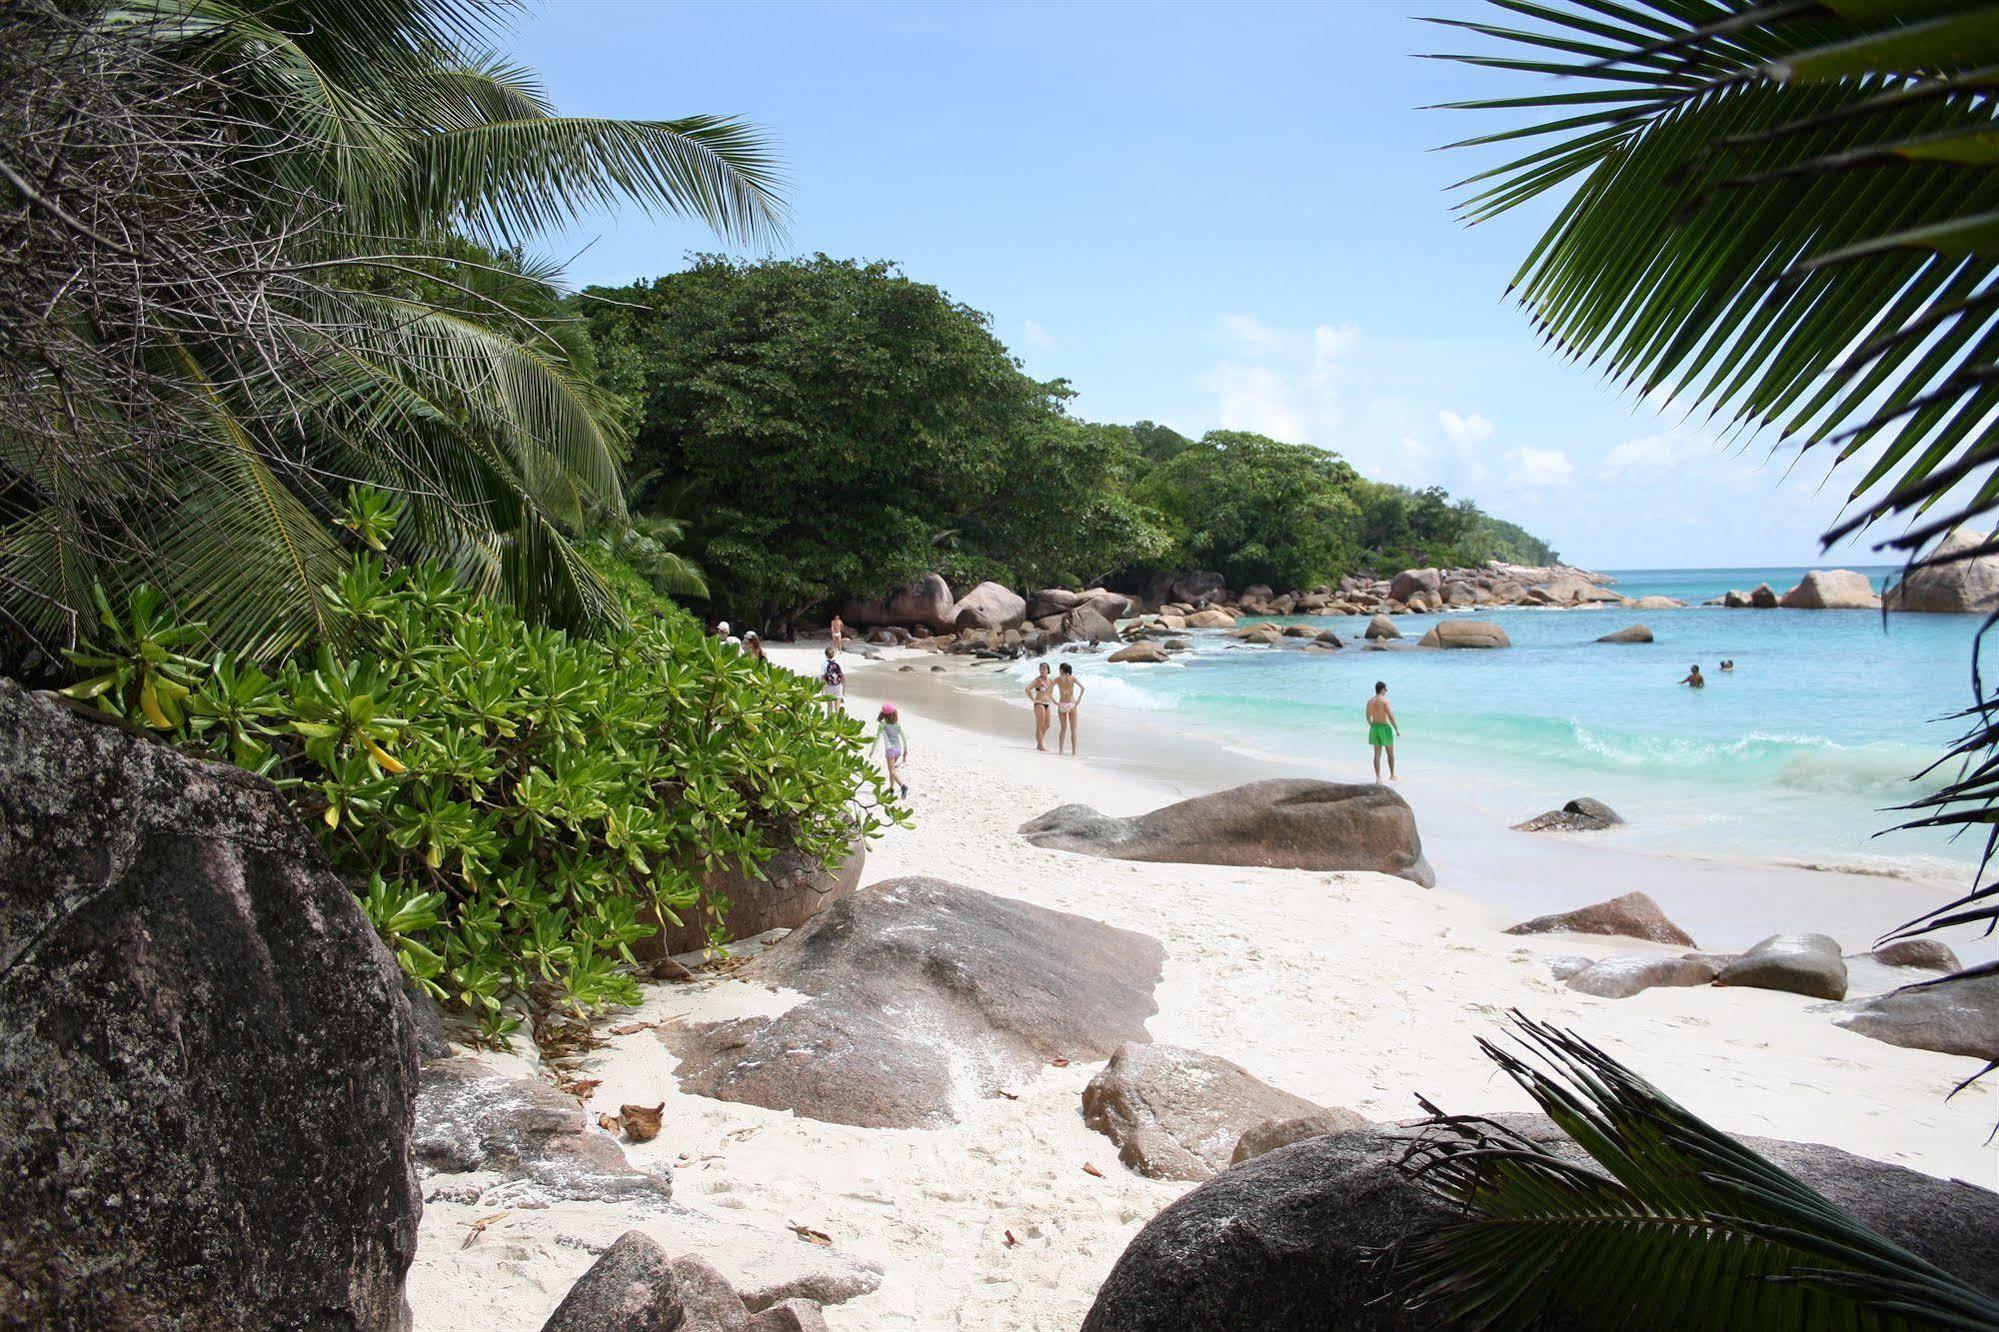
[{"xmin": 407, "ymin": 640, "xmax": 1998, "ymax": 1331}]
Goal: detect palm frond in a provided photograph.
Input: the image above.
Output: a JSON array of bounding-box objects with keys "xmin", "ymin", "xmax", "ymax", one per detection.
[{"xmin": 1386, "ymin": 1014, "xmax": 1999, "ymax": 1331}]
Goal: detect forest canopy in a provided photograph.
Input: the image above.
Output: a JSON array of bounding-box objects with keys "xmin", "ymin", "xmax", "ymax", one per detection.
[{"xmin": 578, "ymin": 255, "xmax": 1558, "ymax": 623}]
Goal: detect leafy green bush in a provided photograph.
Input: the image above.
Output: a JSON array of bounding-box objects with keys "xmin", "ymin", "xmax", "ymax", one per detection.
[{"xmin": 64, "ymin": 555, "xmax": 899, "ymax": 1039}]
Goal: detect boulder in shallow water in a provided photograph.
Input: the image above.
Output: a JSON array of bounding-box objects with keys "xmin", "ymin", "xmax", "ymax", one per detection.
[
  {"xmin": 1109, "ymin": 640, "xmax": 1171, "ymax": 663},
  {"xmin": 1364, "ymin": 614, "xmax": 1401, "ymax": 640},
  {"xmin": 1596, "ymin": 623, "xmax": 1653, "ymax": 643},
  {"xmin": 1780, "ymin": 569, "xmax": 1880, "ymax": 610},
  {"xmin": 1834, "ymin": 963, "xmax": 1999, "ymax": 1061},
  {"xmin": 1019, "ymin": 778, "xmax": 1435, "ymax": 887},
  {"xmin": 1417, "ymin": 619, "xmax": 1510, "ymax": 649},
  {"xmin": 1082, "ymin": 1043, "xmax": 1330, "ymax": 1181},
  {"xmin": 1566, "ymin": 954, "xmax": 1722, "ymax": 999},
  {"xmin": 1748, "ymin": 581, "xmax": 1780, "ymax": 608},
  {"xmin": 0, "ymin": 681, "xmax": 420, "ymax": 1329},
  {"xmin": 1184, "ymin": 607, "xmax": 1236, "ymax": 629},
  {"xmin": 1511, "ymin": 796, "xmax": 1625, "ymax": 833},
  {"xmin": 1080, "ymin": 1116, "xmax": 1999, "ymax": 1330},
  {"xmin": 1504, "ymin": 890, "xmax": 1691, "ymax": 947},
  {"xmin": 663, "ymin": 878, "xmax": 1163, "ymax": 1128},
  {"xmin": 1884, "ymin": 527, "xmax": 1999, "ymax": 614},
  {"xmin": 1867, "ymin": 939, "xmax": 1962, "ymax": 972},
  {"xmin": 1232, "ymin": 1110, "xmax": 1374, "ymax": 1165},
  {"xmin": 1715, "ymin": 932, "xmax": 1848, "ymax": 1001}
]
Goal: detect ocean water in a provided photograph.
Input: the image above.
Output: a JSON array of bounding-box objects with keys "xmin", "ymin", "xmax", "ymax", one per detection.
[{"xmin": 995, "ymin": 566, "xmax": 1997, "ymax": 885}]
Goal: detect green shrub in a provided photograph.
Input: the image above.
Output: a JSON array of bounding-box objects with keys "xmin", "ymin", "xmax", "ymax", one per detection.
[{"xmin": 64, "ymin": 560, "xmax": 900, "ymax": 1039}]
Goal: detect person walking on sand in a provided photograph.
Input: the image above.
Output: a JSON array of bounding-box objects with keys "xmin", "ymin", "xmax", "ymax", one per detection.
[
  {"xmin": 877, "ymin": 702, "xmax": 910, "ymax": 799},
  {"xmin": 1681, "ymin": 663, "xmax": 1705, "ymax": 689},
  {"xmin": 1367, "ymin": 681, "xmax": 1401, "ymax": 782},
  {"xmin": 1026, "ymin": 663, "xmax": 1055, "ymax": 751},
  {"xmin": 820, "ymin": 645, "xmax": 845, "ymax": 714},
  {"xmin": 830, "ymin": 613, "xmax": 847, "ymax": 655},
  {"xmin": 1054, "ymin": 662, "xmax": 1085, "ymax": 755}
]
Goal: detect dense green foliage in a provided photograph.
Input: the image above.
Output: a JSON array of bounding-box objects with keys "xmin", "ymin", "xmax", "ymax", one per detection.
[
  {"xmin": 1, "ymin": 0, "xmax": 779, "ymax": 667},
  {"xmin": 579, "ymin": 256, "xmax": 1169, "ymax": 621},
  {"xmin": 580, "ymin": 258, "xmax": 1557, "ymax": 616},
  {"xmin": 63, "ymin": 499, "xmax": 894, "ymax": 1036}
]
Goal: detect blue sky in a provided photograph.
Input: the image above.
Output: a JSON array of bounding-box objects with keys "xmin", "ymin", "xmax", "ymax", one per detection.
[{"xmin": 506, "ymin": 0, "xmax": 1883, "ymax": 571}]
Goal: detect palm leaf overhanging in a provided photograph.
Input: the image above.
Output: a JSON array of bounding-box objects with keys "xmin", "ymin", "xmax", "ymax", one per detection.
[
  {"xmin": 0, "ymin": 0, "xmax": 783, "ymax": 664},
  {"xmin": 1429, "ymin": 0, "xmax": 1999, "ymax": 945},
  {"xmin": 1384, "ymin": 1014, "xmax": 1999, "ymax": 1331}
]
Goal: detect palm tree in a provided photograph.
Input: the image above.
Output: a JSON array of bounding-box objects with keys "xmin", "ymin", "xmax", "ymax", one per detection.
[
  {"xmin": 1428, "ymin": 0, "xmax": 1999, "ymax": 952},
  {"xmin": 1, "ymin": 0, "xmax": 782, "ymax": 661}
]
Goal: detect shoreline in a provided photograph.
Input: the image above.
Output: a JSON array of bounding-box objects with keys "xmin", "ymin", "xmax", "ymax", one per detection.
[{"xmin": 816, "ymin": 642, "xmax": 1988, "ymax": 956}]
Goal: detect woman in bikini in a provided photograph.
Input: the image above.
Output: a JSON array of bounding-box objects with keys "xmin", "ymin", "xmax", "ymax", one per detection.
[
  {"xmin": 1054, "ymin": 662, "xmax": 1085, "ymax": 756},
  {"xmin": 1025, "ymin": 663, "xmax": 1055, "ymax": 751}
]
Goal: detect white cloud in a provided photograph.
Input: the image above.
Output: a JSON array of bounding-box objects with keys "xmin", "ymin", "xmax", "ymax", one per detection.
[
  {"xmin": 1438, "ymin": 409, "xmax": 1494, "ymax": 447},
  {"xmin": 1603, "ymin": 432, "xmax": 1682, "ymax": 476},
  {"xmin": 1020, "ymin": 319, "xmax": 1054, "ymax": 352},
  {"xmin": 1312, "ymin": 323, "xmax": 1361, "ymax": 379},
  {"xmin": 1212, "ymin": 364, "xmax": 1311, "ymax": 442},
  {"xmin": 1206, "ymin": 315, "xmax": 1363, "ymax": 445},
  {"xmin": 1219, "ymin": 313, "xmax": 1282, "ymax": 349},
  {"xmin": 1508, "ymin": 446, "xmax": 1576, "ymax": 486}
]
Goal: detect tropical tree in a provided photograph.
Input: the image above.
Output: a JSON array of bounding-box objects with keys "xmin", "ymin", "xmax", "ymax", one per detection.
[{"xmin": 0, "ymin": 0, "xmax": 781, "ymax": 665}]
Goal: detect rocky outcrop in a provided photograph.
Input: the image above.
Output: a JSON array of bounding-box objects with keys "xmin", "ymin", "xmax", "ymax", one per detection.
[
  {"xmin": 1388, "ymin": 568, "xmax": 1441, "ymax": 603},
  {"xmin": 1082, "ymin": 1044, "xmax": 1329, "ymax": 1182},
  {"xmin": 1596, "ymin": 623, "xmax": 1653, "ymax": 643},
  {"xmin": 1867, "ymin": 939, "xmax": 1962, "ymax": 972},
  {"xmin": 1716, "ymin": 933, "xmax": 1848, "ymax": 1001},
  {"xmin": 1170, "ymin": 571, "xmax": 1230, "ymax": 605},
  {"xmin": 1565, "ymin": 954, "xmax": 1722, "ymax": 999},
  {"xmin": 1781, "ymin": 569, "xmax": 1880, "ymax": 610},
  {"xmin": 1835, "ymin": 963, "xmax": 1998, "ymax": 1061},
  {"xmin": 635, "ymin": 836, "xmax": 866, "ymax": 960},
  {"xmin": 1065, "ymin": 605, "xmax": 1119, "ymax": 642},
  {"xmin": 1184, "ymin": 608, "xmax": 1236, "ymax": 629},
  {"xmin": 1884, "ymin": 527, "xmax": 1999, "ymax": 613},
  {"xmin": 1749, "ymin": 582, "xmax": 1780, "ymax": 608},
  {"xmin": 1511, "ymin": 796, "xmax": 1624, "ymax": 833},
  {"xmin": 1109, "ymin": 640, "xmax": 1171, "ymax": 663},
  {"xmin": 1081, "ymin": 1117, "xmax": 1999, "ymax": 1330},
  {"xmin": 541, "ymin": 1231, "xmax": 684, "ymax": 1332},
  {"xmin": 0, "ymin": 681, "xmax": 420, "ymax": 1329},
  {"xmin": 840, "ymin": 573, "xmax": 956, "ymax": 632},
  {"xmin": 1364, "ymin": 614, "xmax": 1401, "ymax": 640},
  {"xmin": 1020, "ymin": 779, "xmax": 1436, "ymax": 887},
  {"xmin": 1417, "ymin": 619, "xmax": 1510, "ymax": 649},
  {"xmin": 416, "ymin": 1057, "xmax": 671, "ymax": 1203},
  {"xmin": 953, "ymin": 580, "xmax": 1028, "ymax": 631},
  {"xmin": 1503, "ymin": 891, "xmax": 1692, "ymax": 946},
  {"xmin": 663, "ymin": 878, "xmax": 1163, "ymax": 1128},
  {"xmin": 1231, "ymin": 1111, "xmax": 1373, "ymax": 1165}
]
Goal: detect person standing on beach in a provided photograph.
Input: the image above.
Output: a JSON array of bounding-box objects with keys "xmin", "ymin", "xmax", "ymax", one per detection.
[
  {"xmin": 1026, "ymin": 663, "xmax": 1055, "ymax": 751},
  {"xmin": 830, "ymin": 613, "xmax": 847, "ymax": 655},
  {"xmin": 1054, "ymin": 662, "xmax": 1085, "ymax": 755},
  {"xmin": 876, "ymin": 702, "xmax": 909, "ymax": 799},
  {"xmin": 1367, "ymin": 681, "xmax": 1401, "ymax": 781},
  {"xmin": 820, "ymin": 645, "xmax": 845, "ymax": 714}
]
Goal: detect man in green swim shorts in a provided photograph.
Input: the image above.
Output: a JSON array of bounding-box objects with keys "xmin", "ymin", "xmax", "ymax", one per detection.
[{"xmin": 1366, "ymin": 680, "xmax": 1401, "ymax": 782}]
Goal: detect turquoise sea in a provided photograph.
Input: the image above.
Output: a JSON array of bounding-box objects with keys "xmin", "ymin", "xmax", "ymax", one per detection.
[{"xmin": 1001, "ymin": 566, "xmax": 1993, "ymax": 886}]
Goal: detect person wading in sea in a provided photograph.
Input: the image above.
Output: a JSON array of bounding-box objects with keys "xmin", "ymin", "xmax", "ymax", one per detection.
[
  {"xmin": 1026, "ymin": 663, "xmax": 1055, "ymax": 751},
  {"xmin": 1367, "ymin": 680, "xmax": 1401, "ymax": 782},
  {"xmin": 1054, "ymin": 662, "xmax": 1085, "ymax": 756},
  {"xmin": 1681, "ymin": 663, "xmax": 1705, "ymax": 689}
]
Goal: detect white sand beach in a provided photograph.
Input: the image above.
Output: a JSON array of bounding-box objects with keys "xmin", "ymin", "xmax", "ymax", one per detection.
[{"xmin": 408, "ymin": 641, "xmax": 1999, "ymax": 1331}]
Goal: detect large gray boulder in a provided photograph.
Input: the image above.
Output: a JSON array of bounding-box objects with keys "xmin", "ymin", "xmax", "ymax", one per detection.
[
  {"xmin": 664, "ymin": 878, "xmax": 1163, "ymax": 1128},
  {"xmin": 953, "ymin": 580, "xmax": 1028, "ymax": 631},
  {"xmin": 1716, "ymin": 932, "xmax": 1848, "ymax": 1001},
  {"xmin": 1027, "ymin": 587, "xmax": 1083, "ymax": 619},
  {"xmin": 1417, "ymin": 620, "xmax": 1510, "ymax": 649},
  {"xmin": 1364, "ymin": 614, "xmax": 1401, "ymax": 640},
  {"xmin": 1781, "ymin": 569, "xmax": 1880, "ymax": 610},
  {"xmin": 416, "ymin": 1057, "xmax": 671, "ymax": 1203},
  {"xmin": 1867, "ymin": 939, "xmax": 1962, "ymax": 972},
  {"xmin": 1596, "ymin": 623, "xmax": 1653, "ymax": 643},
  {"xmin": 1511, "ymin": 796, "xmax": 1625, "ymax": 833},
  {"xmin": 1082, "ymin": 1043, "xmax": 1330, "ymax": 1181},
  {"xmin": 1503, "ymin": 891, "xmax": 1692, "ymax": 947},
  {"xmin": 1019, "ymin": 778, "xmax": 1436, "ymax": 887},
  {"xmin": 1884, "ymin": 527, "xmax": 1999, "ymax": 613},
  {"xmin": 1065, "ymin": 604, "xmax": 1120, "ymax": 642},
  {"xmin": 840, "ymin": 573, "xmax": 956, "ymax": 632},
  {"xmin": 1170, "ymin": 571, "xmax": 1229, "ymax": 605},
  {"xmin": 1834, "ymin": 963, "xmax": 1999, "ymax": 1061},
  {"xmin": 1565, "ymin": 954, "xmax": 1722, "ymax": 999},
  {"xmin": 0, "ymin": 682, "xmax": 420, "ymax": 1329},
  {"xmin": 1389, "ymin": 568, "xmax": 1441, "ymax": 603},
  {"xmin": 541, "ymin": 1231, "xmax": 684, "ymax": 1332},
  {"xmin": 1082, "ymin": 1117, "xmax": 1999, "ymax": 1331},
  {"xmin": 634, "ymin": 835, "xmax": 866, "ymax": 960}
]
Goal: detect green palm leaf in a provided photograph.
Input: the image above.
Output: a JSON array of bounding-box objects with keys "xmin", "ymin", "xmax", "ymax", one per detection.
[{"xmin": 1386, "ymin": 1015, "xmax": 1999, "ymax": 1330}]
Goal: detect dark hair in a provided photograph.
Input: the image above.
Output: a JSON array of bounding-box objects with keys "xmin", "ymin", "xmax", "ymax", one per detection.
[
  {"xmin": 1374, "ymin": 681, "xmax": 1387, "ymax": 694},
  {"xmin": 1059, "ymin": 663, "xmax": 1073, "ymax": 675}
]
